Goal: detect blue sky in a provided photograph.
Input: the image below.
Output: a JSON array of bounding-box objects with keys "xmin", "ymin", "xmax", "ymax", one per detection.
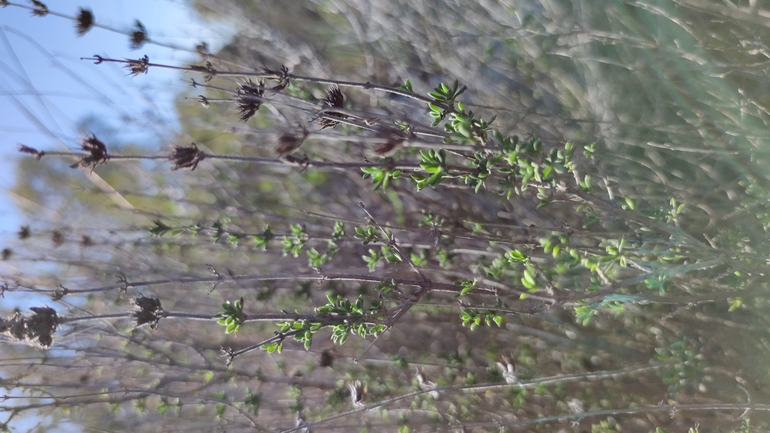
[
  {"xmin": 0, "ymin": 0, "xmax": 233, "ymax": 284},
  {"xmin": 0, "ymin": 1, "xmax": 233, "ymax": 428}
]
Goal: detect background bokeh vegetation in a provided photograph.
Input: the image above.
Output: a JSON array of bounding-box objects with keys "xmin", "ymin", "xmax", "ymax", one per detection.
[{"xmin": 3, "ymin": 0, "xmax": 770, "ymax": 432}]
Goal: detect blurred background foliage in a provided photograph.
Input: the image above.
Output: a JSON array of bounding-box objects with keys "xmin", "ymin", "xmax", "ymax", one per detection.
[{"xmin": 4, "ymin": 0, "xmax": 770, "ymax": 432}]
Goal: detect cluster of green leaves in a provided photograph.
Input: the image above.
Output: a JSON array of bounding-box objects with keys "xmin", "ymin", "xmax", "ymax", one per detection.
[
  {"xmin": 354, "ymin": 225, "xmax": 380, "ymax": 244},
  {"xmin": 412, "ymin": 149, "xmax": 448, "ymax": 190},
  {"xmin": 427, "ymin": 79, "xmax": 466, "ymax": 126},
  {"xmin": 268, "ymin": 295, "xmax": 388, "ymax": 352},
  {"xmin": 318, "ymin": 294, "xmax": 388, "ymax": 344},
  {"xmin": 215, "ymin": 297, "xmax": 245, "ymax": 334},
  {"xmin": 252, "ymin": 225, "xmax": 275, "ymax": 250},
  {"xmin": 362, "ymin": 245, "xmax": 403, "ymax": 271},
  {"xmin": 148, "ymin": 219, "xmax": 241, "ymax": 246},
  {"xmin": 654, "ymin": 336, "xmax": 704, "ymax": 396},
  {"xmin": 460, "ymin": 306, "xmax": 503, "ymax": 330},
  {"xmin": 361, "ymin": 80, "xmax": 595, "ymax": 202},
  {"xmin": 361, "ymin": 164, "xmax": 401, "ymax": 191},
  {"xmin": 573, "ymin": 294, "xmax": 644, "ymax": 326},
  {"xmin": 306, "ymin": 221, "xmax": 345, "ymax": 267},
  {"xmin": 456, "ymin": 278, "xmax": 478, "ymax": 296},
  {"xmin": 446, "ymin": 101, "xmax": 495, "ymax": 145},
  {"xmin": 283, "ymin": 224, "xmax": 307, "ymax": 257}
]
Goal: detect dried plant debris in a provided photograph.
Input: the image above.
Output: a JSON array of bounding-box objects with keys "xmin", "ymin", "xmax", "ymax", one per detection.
[
  {"xmin": 373, "ymin": 128, "xmax": 407, "ymax": 155},
  {"xmin": 415, "ymin": 367, "xmax": 440, "ymax": 399},
  {"xmin": 1, "ymin": 306, "xmax": 59, "ymax": 348},
  {"xmin": 125, "ymin": 55, "xmax": 150, "ymax": 76},
  {"xmin": 275, "ymin": 125, "xmax": 309, "ymax": 156},
  {"xmin": 18, "ymin": 225, "xmax": 30, "ymax": 240},
  {"xmin": 71, "ymin": 134, "xmax": 109, "ymax": 170},
  {"xmin": 130, "ymin": 20, "xmax": 148, "ymax": 49},
  {"xmin": 76, "ymin": 8, "xmax": 94, "ymax": 36},
  {"xmin": 319, "ymin": 349, "xmax": 334, "ymax": 367},
  {"xmin": 31, "ymin": 0, "xmax": 48, "ymax": 16},
  {"xmin": 316, "ymin": 85, "xmax": 346, "ymax": 129},
  {"xmin": 281, "ymin": 154, "xmax": 310, "ymax": 170},
  {"xmin": 131, "ymin": 295, "xmax": 165, "ymax": 329},
  {"xmin": 170, "ymin": 143, "xmax": 205, "ymax": 171},
  {"xmin": 263, "ymin": 65, "xmax": 290, "ymax": 92},
  {"xmin": 195, "ymin": 41, "xmax": 209, "ymax": 57},
  {"xmin": 51, "ymin": 230, "xmax": 64, "ymax": 247},
  {"xmin": 496, "ymin": 355, "xmax": 518, "ymax": 384},
  {"xmin": 235, "ymin": 79, "xmax": 266, "ymax": 122},
  {"xmin": 348, "ymin": 380, "xmax": 366, "ymax": 407},
  {"xmin": 18, "ymin": 144, "xmax": 45, "ymax": 159},
  {"xmin": 189, "ymin": 62, "xmax": 216, "ymax": 82}
]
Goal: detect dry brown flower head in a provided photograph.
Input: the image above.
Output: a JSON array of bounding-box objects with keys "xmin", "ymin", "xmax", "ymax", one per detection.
[
  {"xmin": 125, "ymin": 55, "xmax": 150, "ymax": 76},
  {"xmin": 316, "ymin": 85, "xmax": 347, "ymax": 129},
  {"xmin": 170, "ymin": 143, "xmax": 205, "ymax": 171},
  {"xmin": 31, "ymin": 0, "xmax": 48, "ymax": 16},
  {"xmin": 130, "ymin": 20, "xmax": 148, "ymax": 49},
  {"xmin": 235, "ymin": 79, "xmax": 266, "ymax": 122},
  {"xmin": 70, "ymin": 134, "xmax": 109, "ymax": 170},
  {"xmin": 76, "ymin": 8, "xmax": 94, "ymax": 36}
]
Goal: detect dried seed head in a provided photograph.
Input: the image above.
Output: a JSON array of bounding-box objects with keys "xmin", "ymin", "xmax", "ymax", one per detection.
[
  {"xmin": 316, "ymin": 85, "xmax": 346, "ymax": 129},
  {"xmin": 170, "ymin": 143, "xmax": 205, "ymax": 171},
  {"xmin": 125, "ymin": 55, "xmax": 150, "ymax": 76},
  {"xmin": 2, "ymin": 307, "xmax": 59, "ymax": 347},
  {"xmin": 130, "ymin": 20, "xmax": 148, "ymax": 49},
  {"xmin": 31, "ymin": 0, "xmax": 48, "ymax": 16},
  {"xmin": 195, "ymin": 42, "xmax": 209, "ymax": 57},
  {"xmin": 51, "ymin": 284, "xmax": 69, "ymax": 301},
  {"xmin": 319, "ymin": 349, "xmax": 334, "ymax": 367},
  {"xmin": 131, "ymin": 295, "xmax": 165, "ymax": 329},
  {"xmin": 76, "ymin": 8, "xmax": 94, "ymax": 36},
  {"xmin": 1, "ymin": 248, "xmax": 11, "ymax": 260},
  {"xmin": 51, "ymin": 231, "xmax": 64, "ymax": 247},
  {"xmin": 18, "ymin": 226, "xmax": 30, "ymax": 240},
  {"xmin": 0, "ymin": 1, "xmax": 8, "ymax": 7},
  {"xmin": 189, "ymin": 62, "xmax": 216, "ymax": 82},
  {"xmin": 235, "ymin": 79, "xmax": 265, "ymax": 122},
  {"xmin": 71, "ymin": 134, "xmax": 109, "ymax": 170},
  {"xmin": 263, "ymin": 65, "xmax": 291, "ymax": 92},
  {"xmin": 18, "ymin": 144, "xmax": 45, "ymax": 159},
  {"xmin": 27, "ymin": 307, "xmax": 58, "ymax": 347}
]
